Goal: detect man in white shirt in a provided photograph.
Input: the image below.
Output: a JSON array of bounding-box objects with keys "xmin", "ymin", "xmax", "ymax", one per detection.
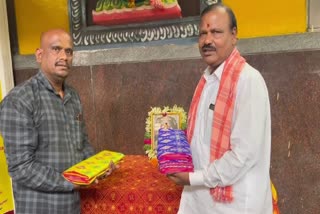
[{"xmin": 167, "ymin": 3, "xmax": 273, "ymax": 214}]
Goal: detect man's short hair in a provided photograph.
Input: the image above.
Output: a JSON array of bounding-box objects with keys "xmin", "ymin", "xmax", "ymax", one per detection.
[{"xmin": 200, "ymin": 3, "xmax": 237, "ymax": 31}]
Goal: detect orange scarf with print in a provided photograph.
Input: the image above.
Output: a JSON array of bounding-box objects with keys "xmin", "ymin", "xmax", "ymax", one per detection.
[{"xmin": 187, "ymin": 48, "xmax": 246, "ymax": 202}]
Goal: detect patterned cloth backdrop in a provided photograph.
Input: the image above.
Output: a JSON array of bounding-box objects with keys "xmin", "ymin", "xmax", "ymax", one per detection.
[{"xmin": 80, "ymin": 155, "xmax": 182, "ymax": 214}]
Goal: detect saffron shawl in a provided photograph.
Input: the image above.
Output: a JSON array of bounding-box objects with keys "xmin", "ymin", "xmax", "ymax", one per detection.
[{"xmin": 187, "ymin": 48, "xmax": 246, "ymax": 202}]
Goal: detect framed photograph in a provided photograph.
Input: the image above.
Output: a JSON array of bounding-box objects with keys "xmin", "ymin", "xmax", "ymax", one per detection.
[
  {"xmin": 68, "ymin": 0, "xmax": 220, "ymax": 48},
  {"xmin": 151, "ymin": 112, "xmax": 181, "ymax": 151}
]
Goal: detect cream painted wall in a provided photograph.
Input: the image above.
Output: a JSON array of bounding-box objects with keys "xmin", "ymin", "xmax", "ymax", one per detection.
[
  {"xmin": 1, "ymin": 0, "xmax": 14, "ymax": 96},
  {"xmin": 15, "ymin": 0, "xmax": 307, "ymax": 55},
  {"xmin": 309, "ymin": 0, "xmax": 320, "ymax": 31}
]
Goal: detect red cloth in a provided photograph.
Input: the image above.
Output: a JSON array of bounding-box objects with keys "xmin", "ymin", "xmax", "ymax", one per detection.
[
  {"xmin": 80, "ymin": 155, "xmax": 183, "ymax": 214},
  {"xmin": 187, "ymin": 48, "xmax": 246, "ymax": 202}
]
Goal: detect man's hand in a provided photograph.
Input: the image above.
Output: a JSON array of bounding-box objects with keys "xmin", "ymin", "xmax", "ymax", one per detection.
[
  {"xmin": 166, "ymin": 172, "xmax": 190, "ymax": 186},
  {"xmin": 73, "ymin": 161, "xmax": 119, "ymax": 190}
]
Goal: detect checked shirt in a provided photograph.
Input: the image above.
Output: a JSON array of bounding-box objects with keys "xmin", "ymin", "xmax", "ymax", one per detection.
[{"xmin": 0, "ymin": 71, "xmax": 95, "ymax": 214}]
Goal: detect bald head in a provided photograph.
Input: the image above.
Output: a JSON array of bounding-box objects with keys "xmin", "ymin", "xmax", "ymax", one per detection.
[{"xmin": 40, "ymin": 29, "xmax": 72, "ymax": 49}]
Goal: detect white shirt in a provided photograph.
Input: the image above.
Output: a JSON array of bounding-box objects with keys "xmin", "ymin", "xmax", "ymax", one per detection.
[{"xmin": 178, "ymin": 62, "xmax": 273, "ymax": 214}]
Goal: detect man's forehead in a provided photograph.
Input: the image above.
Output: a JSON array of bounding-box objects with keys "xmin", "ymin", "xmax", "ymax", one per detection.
[
  {"xmin": 41, "ymin": 30, "xmax": 72, "ymax": 45},
  {"xmin": 200, "ymin": 10, "xmax": 229, "ymax": 28},
  {"xmin": 41, "ymin": 34, "xmax": 72, "ymax": 48}
]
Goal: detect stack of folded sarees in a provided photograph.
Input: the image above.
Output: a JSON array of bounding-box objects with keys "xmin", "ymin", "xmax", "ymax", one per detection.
[
  {"xmin": 157, "ymin": 128, "xmax": 194, "ymax": 174},
  {"xmin": 62, "ymin": 150, "xmax": 124, "ymax": 185}
]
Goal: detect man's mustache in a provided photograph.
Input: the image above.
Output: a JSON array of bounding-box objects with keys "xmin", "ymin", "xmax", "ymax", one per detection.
[
  {"xmin": 202, "ymin": 45, "xmax": 216, "ymax": 51},
  {"xmin": 55, "ymin": 62, "xmax": 71, "ymax": 69}
]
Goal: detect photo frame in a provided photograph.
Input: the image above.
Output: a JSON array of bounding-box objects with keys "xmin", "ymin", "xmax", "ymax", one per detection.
[
  {"xmin": 68, "ymin": 0, "xmax": 220, "ymax": 48},
  {"xmin": 151, "ymin": 112, "xmax": 181, "ymax": 151}
]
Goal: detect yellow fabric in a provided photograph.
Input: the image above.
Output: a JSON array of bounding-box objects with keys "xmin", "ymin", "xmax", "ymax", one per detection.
[
  {"xmin": 0, "ymin": 82, "xmax": 15, "ymax": 213},
  {"xmin": 271, "ymin": 181, "xmax": 280, "ymax": 214},
  {"xmin": 63, "ymin": 150, "xmax": 124, "ymax": 185}
]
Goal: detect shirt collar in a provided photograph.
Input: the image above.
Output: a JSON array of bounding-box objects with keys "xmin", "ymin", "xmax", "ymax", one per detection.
[
  {"xmin": 203, "ymin": 62, "xmax": 225, "ymax": 82},
  {"xmin": 35, "ymin": 71, "xmax": 54, "ymax": 92},
  {"xmin": 35, "ymin": 70, "xmax": 71, "ymax": 98}
]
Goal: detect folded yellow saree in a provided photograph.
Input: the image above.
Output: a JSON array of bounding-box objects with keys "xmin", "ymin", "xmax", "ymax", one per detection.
[{"xmin": 62, "ymin": 150, "xmax": 124, "ymax": 185}]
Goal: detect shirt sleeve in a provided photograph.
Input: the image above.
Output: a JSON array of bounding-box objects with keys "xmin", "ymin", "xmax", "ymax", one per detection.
[
  {"xmin": 0, "ymin": 97, "xmax": 74, "ymax": 192},
  {"xmin": 190, "ymin": 68, "xmax": 270, "ymax": 188}
]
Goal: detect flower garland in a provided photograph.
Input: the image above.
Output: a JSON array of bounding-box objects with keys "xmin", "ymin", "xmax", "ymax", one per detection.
[{"xmin": 144, "ymin": 105, "xmax": 187, "ymax": 160}]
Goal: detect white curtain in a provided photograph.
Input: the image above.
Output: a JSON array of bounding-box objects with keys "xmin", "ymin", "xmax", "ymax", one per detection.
[{"xmin": 0, "ymin": 0, "xmax": 14, "ymax": 96}]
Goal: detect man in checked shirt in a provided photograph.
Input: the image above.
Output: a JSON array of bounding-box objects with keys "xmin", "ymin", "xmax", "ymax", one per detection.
[{"xmin": 0, "ymin": 29, "xmax": 115, "ymax": 214}]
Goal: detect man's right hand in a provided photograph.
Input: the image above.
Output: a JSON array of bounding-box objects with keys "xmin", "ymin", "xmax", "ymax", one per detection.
[{"xmin": 73, "ymin": 161, "xmax": 119, "ymax": 190}]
